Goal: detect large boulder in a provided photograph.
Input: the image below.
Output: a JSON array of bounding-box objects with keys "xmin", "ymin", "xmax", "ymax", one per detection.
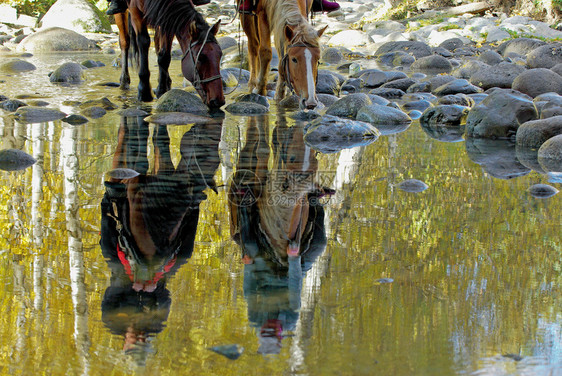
[
  {"xmin": 0, "ymin": 59, "xmax": 36, "ymax": 73},
  {"xmin": 17, "ymin": 27, "xmax": 98, "ymax": 52},
  {"xmin": 526, "ymin": 43, "xmax": 562, "ymax": 69},
  {"xmin": 465, "ymin": 88, "xmax": 537, "ymax": 139},
  {"xmin": 515, "ymin": 116, "xmax": 562, "ymax": 149},
  {"xmin": 153, "ymin": 89, "xmax": 208, "ymax": 115},
  {"xmin": 496, "ymin": 37, "xmax": 546, "ymax": 56},
  {"xmin": 39, "ymin": 0, "xmax": 111, "ymax": 33},
  {"xmin": 49, "ymin": 62, "xmax": 85, "ymax": 83},
  {"xmin": 469, "ymin": 62, "xmax": 526, "ymax": 90},
  {"xmin": 328, "ymin": 30, "xmax": 372, "ymax": 47},
  {"xmin": 512, "ymin": 68, "xmax": 562, "ymax": 97}
]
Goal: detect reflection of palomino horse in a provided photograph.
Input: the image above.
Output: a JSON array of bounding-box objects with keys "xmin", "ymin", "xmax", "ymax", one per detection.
[
  {"xmin": 114, "ymin": 0, "xmax": 225, "ymax": 108},
  {"xmin": 239, "ymin": 0, "xmax": 327, "ymax": 109},
  {"xmin": 229, "ymin": 114, "xmax": 333, "ymax": 264}
]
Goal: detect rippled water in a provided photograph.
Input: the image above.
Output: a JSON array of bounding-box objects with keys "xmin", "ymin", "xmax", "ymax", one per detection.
[{"xmin": 0, "ymin": 50, "xmax": 561, "ymax": 376}]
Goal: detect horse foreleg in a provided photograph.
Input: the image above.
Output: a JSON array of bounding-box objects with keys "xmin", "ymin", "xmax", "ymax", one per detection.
[
  {"xmin": 240, "ymin": 13, "xmax": 259, "ymax": 93},
  {"xmin": 155, "ymin": 30, "xmax": 173, "ymax": 98},
  {"xmin": 256, "ymin": 12, "xmax": 272, "ymax": 96},
  {"xmin": 130, "ymin": 9, "xmax": 153, "ymax": 102},
  {"xmin": 115, "ymin": 12, "xmax": 130, "ymax": 90}
]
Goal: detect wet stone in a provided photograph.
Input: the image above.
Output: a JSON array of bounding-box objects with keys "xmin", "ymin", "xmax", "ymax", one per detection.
[
  {"xmin": 154, "ymin": 89, "xmax": 208, "ymax": 115},
  {"xmin": 356, "ymin": 104, "xmax": 411, "ymax": 125},
  {"xmin": 527, "ymin": 184, "xmax": 559, "ymax": 198},
  {"xmin": 368, "ymin": 88, "xmax": 405, "ymax": 99},
  {"xmin": 278, "ymin": 94, "xmax": 300, "ymax": 110},
  {"xmin": 225, "ymin": 101, "xmax": 269, "ymax": 115},
  {"xmin": 433, "ymin": 79, "xmax": 483, "ymax": 96},
  {"xmin": 361, "ymin": 71, "xmax": 407, "ymax": 89},
  {"xmin": 402, "ymin": 99, "xmax": 432, "ymax": 112},
  {"xmin": 380, "ymin": 78, "xmax": 417, "ymax": 92},
  {"xmin": 80, "ymin": 97, "xmax": 118, "ymax": 111},
  {"xmin": 0, "ymin": 59, "xmax": 36, "ymax": 73},
  {"xmin": 0, "ymin": 99, "xmax": 27, "ymax": 112},
  {"xmin": 304, "ymin": 115, "xmax": 381, "ymax": 154},
  {"xmin": 144, "ymin": 112, "xmax": 212, "ymax": 125},
  {"xmin": 469, "ymin": 62, "xmax": 526, "ymax": 90},
  {"xmin": 325, "ymin": 93, "xmax": 372, "ymax": 118},
  {"xmin": 118, "ymin": 108, "xmax": 149, "ymax": 117},
  {"xmin": 80, "ymin": 59, "xmax": 104, "ymax": 68},
  {"xmin": 397, "ymin": 179, "xmax": 429, "ymax": 193},
  {"xmin": 437, "ymin": 94, "xmax": 474, "ymax": 107},
  {"xmin": 62, "ymin": 114, "xmax": 89, "ymax": 125},
  {"xmin": 538, "ymin": 134, "xmax": 562, "ymax": 172},
  {"xmin": 81, "ymin": 106, "xmax": 106, "ymax": 119},
  {"xmin": 291, "ymin": 110, "xmax": 321, "ymax": 121},
  {"xmin": 420, "ymin": 105, "xmax": 469, "ymax": 127},
  {"xmin": 516, "ymin": 116, "xmax": 562, "ymax": 149},
  {"xmin": 0, "ymin": 148, "xmax": 36, "ymax": 171},
  {"xmin": 235, "ymin": 93, "xmax": 269, "ymax": 108},
  {"xmin": 49, "ymin": 62, "xmax": 85, "ymax": 83},
  {"xmin": 410, "ymin": 55, "xmax": 453, "ymax": 74},
  {"xmin": 13, "ymin": 106, "xmax": 67, "ymax": 123}
]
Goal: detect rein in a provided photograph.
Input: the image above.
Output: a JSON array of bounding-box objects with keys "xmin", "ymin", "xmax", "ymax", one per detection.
[
  {"xmin": 279, "ymin": 42, "xmax": 318, "ymax": 94},
  {"xmin": 181, "ymin": 25, "xmax": 222, "ymax": 89}
]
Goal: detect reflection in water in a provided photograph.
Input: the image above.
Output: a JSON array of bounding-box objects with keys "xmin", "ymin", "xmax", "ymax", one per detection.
[
  {"xmin": 99, "ymin": 115, "xmax": 222, "ymax": 364},
  {"xmin": 228, "ymin": 114, "xmax": 332, "ymax": 355}
]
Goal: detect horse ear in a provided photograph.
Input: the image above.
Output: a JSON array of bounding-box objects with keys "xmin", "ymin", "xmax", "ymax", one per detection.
[
  {"xmin": 190, "ymin": 21, "xmax": 198, "ymax": 37},
  {"xmin": 284, "ymin": 24, "xmax": 295, "ymax": 42},
  {"xmin": 211, "ymin": 19, "xmax": 221, "ymax": 36},
  {"xmin": 317, "ymin": 25, "xmax": 328, "ymax": 38}
]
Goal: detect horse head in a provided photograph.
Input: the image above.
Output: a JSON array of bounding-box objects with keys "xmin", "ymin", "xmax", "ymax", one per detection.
[
  {"xmin": 282, "ymin": 24, "xmax": 328, "ymax": 110},
  {"xmin": 181, "ymin": 20, "xmax": 225, "ymax": 110}
]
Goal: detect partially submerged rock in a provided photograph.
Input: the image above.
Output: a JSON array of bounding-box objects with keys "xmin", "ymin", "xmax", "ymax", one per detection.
[
  {"xmin": 13, "ymin": 106, "xmax": 67, "ymax": 123},
  {"xmin": 0, "ymin": 148, "xmax": 36, "ymax": 171},
  {"xmin": 304, "ymin": 115, "xmax": 380, "ymax": 154},
  {"xmin": 144, "ymin": 112, "xmax": 212, "ymax": 125}
]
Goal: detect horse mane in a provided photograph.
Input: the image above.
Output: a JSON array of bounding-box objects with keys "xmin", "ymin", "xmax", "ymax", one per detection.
[
  {"xmin": 265, "ymin": 0, "xmax": 320, "ymax": 56},
  {"xmin": 142, "ymin": 0, "xmax": 213, "ymax": 42}
]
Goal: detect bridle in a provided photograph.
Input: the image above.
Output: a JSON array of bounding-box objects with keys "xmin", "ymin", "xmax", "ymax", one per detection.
[
  {"xmin": 279, "ymin": 42, "xmax": 319, "ymax": 94},
  {"xmin": 181, "ymin": 25, "xmax": 222, "ymax": 90}
]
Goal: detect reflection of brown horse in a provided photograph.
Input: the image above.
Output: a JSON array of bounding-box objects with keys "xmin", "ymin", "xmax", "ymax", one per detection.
[
  {"xmin": 228, "ymin": 114, "xmax": 332, "ymax": 265},
  {"xmin": 114, "ymin": 0, "xmax": 224, "ymax": 108},
  {"xmin": 239, "ymin": 0, "xmax": 327, "ymax": 109}
]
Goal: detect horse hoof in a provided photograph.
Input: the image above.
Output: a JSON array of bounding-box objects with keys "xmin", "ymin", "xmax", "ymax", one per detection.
[{"xmin": 139, "ymin": 93, "xmax": 153, "ymax": 102}]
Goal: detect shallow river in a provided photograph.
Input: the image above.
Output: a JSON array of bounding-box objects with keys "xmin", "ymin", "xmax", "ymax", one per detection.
[{"xmin": 0, "ymin": 50, "xmax": 561, "ymax": 376}]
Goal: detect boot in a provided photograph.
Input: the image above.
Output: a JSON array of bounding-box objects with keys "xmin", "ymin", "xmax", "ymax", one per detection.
[
  {"xmin": 106, "ymin": 0, "xmax": 128, "ymax": 15},
  {"xmin": 311, "ymin": 0, "xmax": 340, "ymax": 13}
]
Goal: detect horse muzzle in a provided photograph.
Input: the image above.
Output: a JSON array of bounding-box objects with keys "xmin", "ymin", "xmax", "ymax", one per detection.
[{"xmin": 300, "ymin": 97, "xmax": 318, "ymax": 110}]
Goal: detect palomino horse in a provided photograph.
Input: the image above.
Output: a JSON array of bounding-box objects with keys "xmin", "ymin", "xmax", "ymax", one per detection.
[
  {"xmin": 114, "ymin": 0, "xmax": 225, "ymax": 108},
  {"xmin": 239, "ymin": 0, "xmax": 327, "ymax": 109}
]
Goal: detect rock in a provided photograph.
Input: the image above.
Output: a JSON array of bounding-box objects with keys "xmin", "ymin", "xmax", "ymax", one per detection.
[
  {"xmin": 0, "ymin": 148, "xmax": 36, "ymax": 171},
  {"xmin": 410, "ymin": 54, "xmax": 452, "ymax": 74},
  {"xmin": 551, "ymin": 63, "xmax": 562, "ymax": 76},
  {"xmin": 13, "ymin": 106, "xmax": 67, "ymax": 123},
  {"xmin": 80, "ymin": 97, "xmax": 118, "ymax": 110},
  {"xmin": 453, "ymin": 60, "xmax": 490, "ymax": 80},
  {"xmin": 235, "ymin": 93, "xmax": 269, "ymax": 108},
  {"xmin": 154, "ymin": 89, "xmax": 208, "ymax": 115},
  {"xmin": 497, "ymin": 37, "xmax": 546, "ymax": 57},
  {"xmin": 225, "ymin": 102, "xmax": 269, "ymax": 115},
  {"xmin": 49, "ymin": 62, "xmax": 85, "ymax": 83},
  {"xmin": 438, "ymin": 37, "xmax": 465, "ymax": 51},
  {"xmin": 328, "ymin": 30, "xmax": 372, "ymax": 47},
  {"xmin": 538, "ymin": 134, "xmax": 562, "ymax": 172},
  {"xmin": 17, "ymin": 27, "xmax": 98, "ymax": 52},
  {"xmin": 421, "ymin": 104, "xmax": 468, "ymax": 127},
  {"xmin": 437, "ymin": 94, "xmax": 474, "ymax": 107},
  {"xmin": 0, "ymin": 59, "xmax": 36, "ymax": 73},
  {"xmin": 375, "ymin": 41, "xmax": 432, "ymax": 59},
  {"xmin": 356, "ymin": 104, "xmax": 411, "ymax": 125},
  {"xmin": 484, "ymin": 27, "xmax": 511, "ymax": 43},
  {"xmin": 361, "ymin": 70, "xmax": 407, "ymax": 88},
  {"xmin": 516, "ymin": 145, "xmax": 545, "ymax": 173},
  {"xmin": 26, "ymin": 100, "xmax": 49, "ymax": 107},
  {"xmin": 326, "ymin": 93, "xmax": 372, "ymax": 118},
  {"xmin": 469, "ymin": 62, "xmax": 526, "ymax": 90},
  {"xmin": 217, "ymin": 36, "xmax": 237, "ymax": 50},
  {"xmin": 377, "ymin": 51, "xmax": 415, "ymax": 67},
  {"xmin": 478, "ymin": 50, "xmax": 503, "ymax": 65},
  {"xmin": 144, "ymin": 112, "xmax": 212, "ymax": 125},
  {"xmin": 322, "ymin": 47, "xmax": 344, "ymax": 64},
  {"xmin": 80, "ymin": 59, "xmax": 104, "ymax": 68},
  {"xmin": 0, "ymin": 99, "xmax": 27, "ymax": 112},
  {"xmin": 39, "ymin": 0, "xmax": 111, "ymax": 33},
  {"xmin": 81, "ymin": 106, "xmax": 106, "ymax": 118},
  {"xmin": 209, "ymin": 344, "xmax": 244, "ymax": 360},
  {"xmin": 402, "ymin": 99, "xmax": 432, "ymax": 112},
  {"xmin": 526, "ymin": 43, "xmax": 562, "ymax": 69},
  {"xmin": 304, "ymin": 115, "xmax": 380, "ymax": 154},
  {"xmin": 380, "ymin": 77, "xmax": 417, "ymax": 91},
  {"xmin": 516, "ymin": 116, "xmax": 562, "ymax": 148},
  {"xmin": 396, "ymin": 179, "xmax": 428, "ymax": 193},
  {"xmin": 527, "ymin": 184, "xmax": 559, "ymax": 198},
  {"xmin": 512, "ymin": 68, "xmax": 562, "ymax": 97},
  {"xmin": 316, "ymin": 70, "xmax": 341, "ymax": 95},
  {"xmin": 62, "ymin": 114, "xmax": 89, "ymax": 125},
  {"xmin": 368, "ymin": 87, "xmax": 405, "ymax": 99},
  {"xmin": 466, "ymin": 88, "xmax": 537, "ymax": 139},
  {"xmin": 291, "ymin": 110, "xmax": 321, "ymax": 121},
  {"xmin": 278, "ymin": 95, "xmax": 300, "ymax": 110},
  {"xmin": 465, "ymin": 138, "xmax": 531, "ymax": 179},
  {"xmin": 433, "ymin": 79, "xmax": 482, "ymax": 96}
]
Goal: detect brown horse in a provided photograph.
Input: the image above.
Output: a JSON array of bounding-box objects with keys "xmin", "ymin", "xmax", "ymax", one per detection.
[
  {"xmin": 114, "ymin": 0, "xmax": 225, "ymax": 108},
  {"xmin": 239, "ymin": 0, "xmax": 327, "ymax": 110}
]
